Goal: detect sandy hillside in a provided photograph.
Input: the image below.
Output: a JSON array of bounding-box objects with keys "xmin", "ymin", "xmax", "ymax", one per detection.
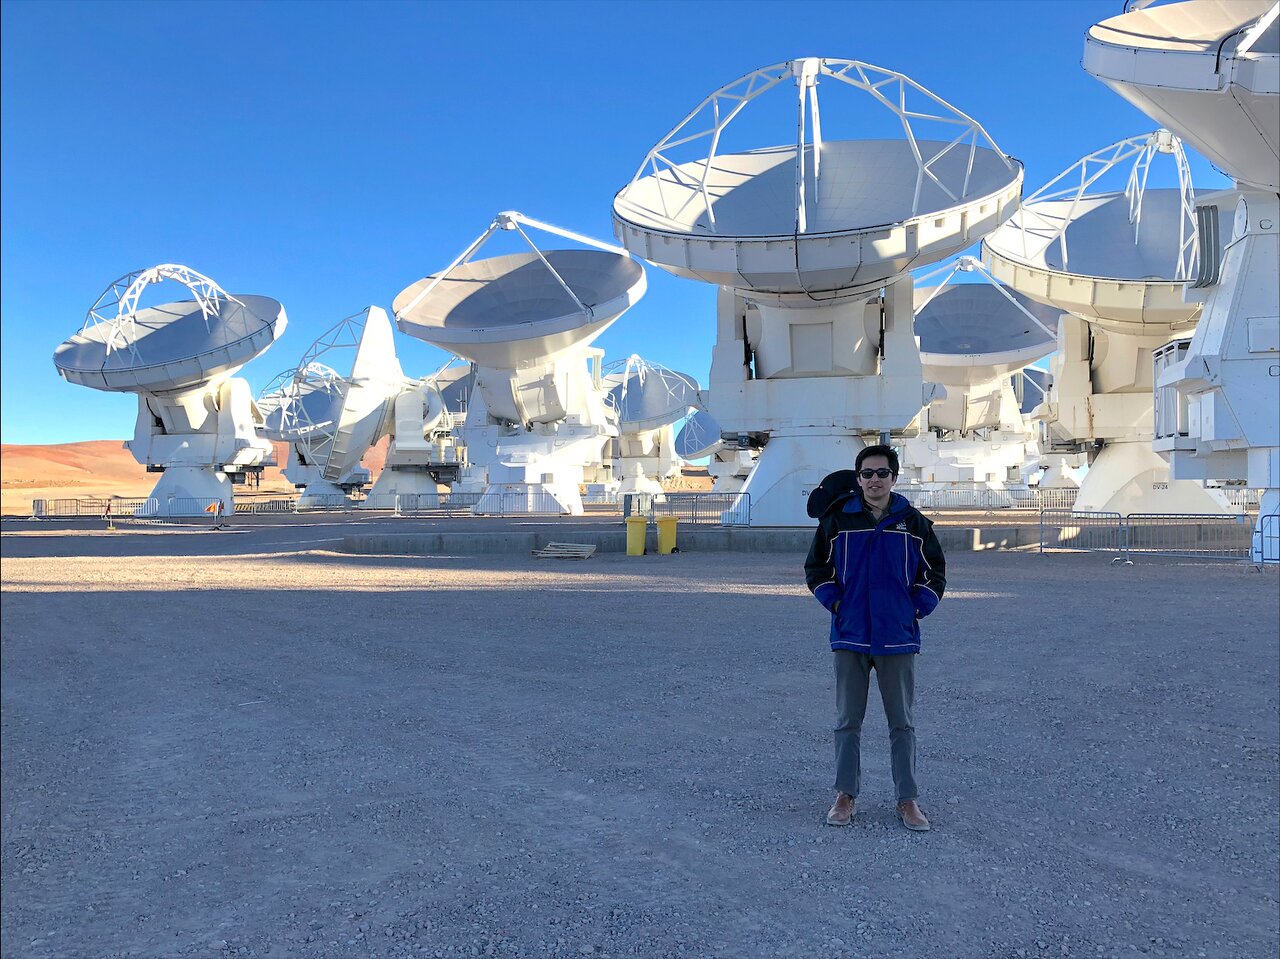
[
  {"xmin": 1, "ymin": 434, "xmax": 701, "ymax": 514},
  {"xmin": 0, "ymin": 438, "xmax": 394, "ymax": 515}
]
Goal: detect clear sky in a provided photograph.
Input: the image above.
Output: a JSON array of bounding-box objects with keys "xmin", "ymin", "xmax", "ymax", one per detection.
[{"xmin": 0, "ymin": 0, "xmax": 1230, "ymax": 445}]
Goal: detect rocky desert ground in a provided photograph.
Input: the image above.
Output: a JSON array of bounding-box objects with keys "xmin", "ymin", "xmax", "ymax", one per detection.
[{"xmin": 2, "ymin": 518, "xmax": 1277, "ymax": 959}]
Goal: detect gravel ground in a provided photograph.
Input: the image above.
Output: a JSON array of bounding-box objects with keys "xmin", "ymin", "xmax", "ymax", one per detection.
[{"xmin": 2, "ymin": 531, "xmax": 1277, "ymax": 959}]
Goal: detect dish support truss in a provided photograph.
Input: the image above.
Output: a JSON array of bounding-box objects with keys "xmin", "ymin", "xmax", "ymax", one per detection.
[
  {"xmin": 393, "ymin": 211, "xmax": 631, "ymax": 327},
  {"xmin": 1008, "ymin": 130, "xmax": 1199, "ymax": 282},
  {"xmin": 83, "ymin": 264, "xmax": 248, "ymax": 363},
  {"xmin": 260, "ymin": 362, "xmax": 344, "ymax": 442},
  {"xmin": 624, "ymin": 57, "xmax": 1016, "ymax": 236}
]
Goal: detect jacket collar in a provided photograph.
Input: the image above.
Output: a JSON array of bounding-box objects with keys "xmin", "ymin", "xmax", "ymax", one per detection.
[{"xmin": 839, "ymin": 490, "xmax": 910, "ymax": 519}]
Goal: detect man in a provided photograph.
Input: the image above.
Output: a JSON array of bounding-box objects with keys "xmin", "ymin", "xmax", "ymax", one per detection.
[{"xmin": 803, "ymin": 445, "xmax": 946, "ymax": 831}]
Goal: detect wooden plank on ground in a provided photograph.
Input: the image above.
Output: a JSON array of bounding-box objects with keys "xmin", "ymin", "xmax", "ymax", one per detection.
[{"xmin": 531, "ymin": 542, "xmax": 597, "ymax": 560}]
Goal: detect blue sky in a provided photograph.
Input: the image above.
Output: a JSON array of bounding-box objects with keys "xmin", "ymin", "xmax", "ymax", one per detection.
[{"xmin": 0, "ymin": 0, "xmax": 1229, "ymax": 445}]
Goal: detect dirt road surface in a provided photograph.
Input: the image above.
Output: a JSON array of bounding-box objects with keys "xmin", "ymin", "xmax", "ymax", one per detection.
[{"xmin": 2, "ymin": 528, "xmax": 1277, "ymax": 958}]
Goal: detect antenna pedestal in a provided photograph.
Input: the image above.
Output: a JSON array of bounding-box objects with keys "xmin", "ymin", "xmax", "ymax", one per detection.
[
  {"xmin": 126, "ymin": 377, "xmax": 274, "ymax": 515},
  {"xmin": 1042, "ymin": 313, "xmax": 1238, "ymax": 516},
  {"xmin": 709, "ymin": 281, "xmax": 923, "ymax": 526},
  {"xmin": 709, "ymin": 448, "xmax": 757, "ymax": 494},
  {"xmin": 461, "ymin": 356, "xmax": 616, "ymax": 516},
  {"xmin": 1154, "ymin": 189, "xmax": 1280, "ymax": 559},
  {"xmin": 616, "ymin": 425, "xmax": 678, "ymax": 496}
]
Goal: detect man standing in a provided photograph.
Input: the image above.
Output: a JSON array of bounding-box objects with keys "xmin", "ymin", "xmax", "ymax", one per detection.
[{"xmin": 804, "ymin": 445, "xmax": 946, "ymax": 831}]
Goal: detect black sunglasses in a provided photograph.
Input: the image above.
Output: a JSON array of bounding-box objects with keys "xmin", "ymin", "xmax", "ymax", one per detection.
[{"xmin": 858, "ymin": 468, "xmax": 894, "ymax": 479}]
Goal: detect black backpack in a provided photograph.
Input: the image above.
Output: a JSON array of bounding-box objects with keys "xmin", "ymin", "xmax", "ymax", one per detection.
[{"xmin": 806, "ymin": 469, "xmax": 861, "ymax": 519}]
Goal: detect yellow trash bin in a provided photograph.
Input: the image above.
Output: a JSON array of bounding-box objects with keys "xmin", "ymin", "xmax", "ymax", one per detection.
[
  {"xmin": 626, "ymin": 515, "xmax": 648, "ymax": 556},
  {"xmin": 657, "ymin": 516, "xmax": 679, "ymax": 554}
]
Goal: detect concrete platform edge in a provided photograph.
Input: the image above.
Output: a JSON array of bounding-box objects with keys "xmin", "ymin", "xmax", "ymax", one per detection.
[{"xmin": 339, "ymin": 526, "xmax": 1038, "ymax": 556}]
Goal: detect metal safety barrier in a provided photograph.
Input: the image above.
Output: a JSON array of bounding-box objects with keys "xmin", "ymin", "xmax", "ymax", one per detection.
[
  {"xmin": 1255, "ymin": 513, "xmax": 1279, "ymax": 566},
  {"xmin": 1038, "ymin": 510, "xmax": 1126, "ymax": 556},
  {"xmin": 294, "ymin": 494, "xmax": 358, "ymax": 512},
  {"xmin": 233, "ymin": 498, "xmax": 297, "ymax": 514},
  {"xmin": 1220, "ymin": 488, "xmax": 1262, "ymax": 510},
  {"xmin": 1039, "ymin": 509, "xmax": 1278, "ymax": 566},
  {"xmin": 32, "ymin": 497, "xmax": 221, "ymax": 519},
  {"xmin": 1124, "ymin": 513, "xmax": 1254, "ymax": 561},
  {"xmin": 625, "ymin": 492, "xmax": 752, "ymax": 527},
  {"xmin": 899, "ymin": 486, "xmax": 1078, "ymax": 512},
  {"xmin": 395, "ymin": 491, "xmax": 485, "ymax": 516}
]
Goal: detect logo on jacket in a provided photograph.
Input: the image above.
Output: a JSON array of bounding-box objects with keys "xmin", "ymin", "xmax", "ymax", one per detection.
[{"xmin": 894, "ymin": 522, "xmax": 906, "ymax": 530}]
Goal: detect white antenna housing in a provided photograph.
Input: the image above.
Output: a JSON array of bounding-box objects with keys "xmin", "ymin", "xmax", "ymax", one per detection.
[
  {"xmin": 903, "ymin": 256, "xmax": 1059, "ymax": 493},
  {"xmin": 1085, "ymin": 0, "xmax": 1279, "ymax": 560},
  {"xmin": 258, "ymin": 307, "xmax": 407, "ymax": 506},
  {"xmin": 604, "ymin": 356, "xmax": 700, "ymax": 496},
  {"xmin": 984, "ymin": 131, "xmax": 1240, "ymax": 516},
  {"xmin": 394, "ymin": 212, "xmax": 645, "ymax": 515},
  {"xmin": 674, "ymin": 407, "xmax": 759, "ymax": 493},
  {"xmin": 613, "ymin": 57, "xmax": 1023, "ymax": 525},
  {"xmin": 53, "ymin": 264, "xmax": 286, "ymax": 514}
]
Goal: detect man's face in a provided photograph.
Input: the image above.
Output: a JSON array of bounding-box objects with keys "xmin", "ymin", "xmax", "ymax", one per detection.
[{"xmin": 857, "ymin": 454, "xmax": 896, "ymax": 502}]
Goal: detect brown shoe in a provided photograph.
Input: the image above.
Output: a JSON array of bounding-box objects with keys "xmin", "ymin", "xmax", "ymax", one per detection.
[
  {"xmin": 896, "ymin": 799, "xmax": 930, "ymax": 832},
  {"xmin": 826, "ymin": 792, "xmax": 855, "ymax": 826}
]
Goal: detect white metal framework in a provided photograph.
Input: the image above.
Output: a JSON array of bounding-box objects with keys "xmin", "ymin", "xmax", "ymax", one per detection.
[
  {"xmin": 83, "ymin": 264, "xmax": 246, "ymax": 361},
  {"xmin": 625, "ymin": 57, "xmax": 1016, "ymax": 235},
  {"xmin": 1009, "ymin": 130, "xmax": 1199, "ymax": 281}
]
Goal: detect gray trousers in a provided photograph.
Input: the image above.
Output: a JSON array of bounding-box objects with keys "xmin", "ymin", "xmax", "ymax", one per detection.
[{"xmin": 833, "ymin": 650, "xmax": 918, "ymax": 802}]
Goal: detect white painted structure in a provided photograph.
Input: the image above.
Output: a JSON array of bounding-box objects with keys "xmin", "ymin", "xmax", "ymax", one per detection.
[
  {"xmin": 674, "ymin": 408, "xmax": 758, "ymax": 493},
  {"xmin": 612, "ymin": 58, "xmax": 1023, "ymax": 526},
  {"xmin": 363, "ymin": 363, "xmax": 469, "ymax": 505},
  {"xmin": 394, "ymin": 212, "xmax": 643, "ymax": 515},
  {"xmin": 902, "ymin": 256, "xmax": 1059, "ymax": 495},
  {"xmin": 984, "ymin": 131, "xmax": 1239, "ymax": 515},
  {"xmin": 258, "ymin": 307, "xmax": 409, "ymax": 507},
  {"xmin": 604, "ymin": 356, "xmax": 700, "ymax": 496},
  {"xmin": 53, "ymin": 265, "xmax": 286, "ymax": 515},
  {"xmin": 1084, "ymin": 0, "xmax": 1279, "ymax": 559}
]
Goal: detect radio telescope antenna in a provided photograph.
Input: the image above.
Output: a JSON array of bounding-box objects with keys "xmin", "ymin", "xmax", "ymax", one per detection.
[
  {"xmin": 984, "ymin": 130, "xmax": 1238, "ymax": 516},
  {"xmin": 903, "ymin": 256, "xmax": 1061, "ymax": 498},
  {"xmin": 53, "ymin": 264, "xmax": 286, "ymax": 515},
  {"xmin": 674, "ymin": 408, "xmax": 759, "ymax": 494},
  {"xmin": 1084, "ymin": 0, "xmax": 1279, "ymax": 561},
  {"xmin": 613, "ymin": 57, "xmax": 1023, "ymax": 525},
  {"xmin": 258, "ymin": 307, "xmax": 408, "ymax": 506},
  {"xmin": 394, "ymin": 211, "xmax": 645, "ymax": 515},
  {"xmin": 603, "ymin": 356, "xmax": 700, "ymax": 496}
]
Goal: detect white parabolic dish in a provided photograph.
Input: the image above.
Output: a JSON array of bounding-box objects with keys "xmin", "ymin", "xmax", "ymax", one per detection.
[
  {"xmin": 614, "ymin": 139, "xmax": 1021, "ymax": 295},
  {"xmin": 394, "ymin": 251, "xmax": 645, "ymax": 367},
  {"xmin": 606, "ymin": 364, "xmax": 700, "ymax": 433},
  {"xmin": 984, "ymin": 189, "xmax": 1230, "ymax": 335},
  {"xmin": 54, "ymin": 294, "xmax": 286, "ymax": 393},
  {"xmin": 1083, "ymin": 0, "xmax": 1279, "ymax": 191},
  {"xmin": 675, "ymin": 409, "xmax": 723, "ymax": 461},
  {"xmin": 914, "ymin": 284, "xmax": 1058, "ymax": 387}
]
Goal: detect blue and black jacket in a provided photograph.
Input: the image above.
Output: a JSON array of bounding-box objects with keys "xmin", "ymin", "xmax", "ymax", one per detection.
[{"xmin": 804, "ymin": 490, "xmax": 947, "ymax": 655}]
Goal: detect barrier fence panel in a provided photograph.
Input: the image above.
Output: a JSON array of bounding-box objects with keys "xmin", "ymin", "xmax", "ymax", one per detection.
[
  {"xmin": 294, "ymin": 494, "xmax": 354, "ymax": 512},
  {"xmin": 1123, "ymin": 513, "xmax": 1254, "ymax": 561},
  {"xmin": 1038, "ymin": 510, "xmax": 1126, "ymax": 555},
  {"xmin": 901, "ymin": 486, "xmax": 1079, "ymax": 512},
  {"xmin": 1221, "ymin": 488, "xmax": 1262, "ymax": 510},
  {"xmin": 1253, "ymin": 512, "xmax": 1278, "ymax": 565},
  {"xmin": 642, "ymin": 492, "xmax": 752, "ymax": 526},
  {"xmin": 233, "ymin": 498, "xmax": 296, "ymax": 514},
  {"xmin": 162, "ymin": 497, "xmax": 223, "ymax": 517},
  {"xmin": 396, "ymin": 491, "xmax": 487, "ymax": 517}
]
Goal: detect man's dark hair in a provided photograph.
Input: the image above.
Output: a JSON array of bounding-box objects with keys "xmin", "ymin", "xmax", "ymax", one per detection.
[{"xmin": 855, "ymin": 444, "xmax": 900, "ymax": 476}]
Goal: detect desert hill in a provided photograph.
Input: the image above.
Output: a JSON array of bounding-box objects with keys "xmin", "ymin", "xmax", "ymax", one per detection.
[
  {"xmin": 0, "ymin": 437, "xmax": 392, "ymax": 516},
  {"xmin": 1, "ymin": 436, "xmax": 707, "ymax": 515}
]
